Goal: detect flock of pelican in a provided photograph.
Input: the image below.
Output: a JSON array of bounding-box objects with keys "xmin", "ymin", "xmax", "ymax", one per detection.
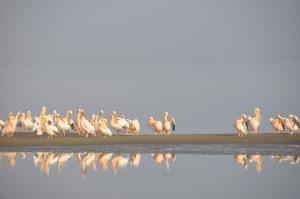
[
  {"xmin": 0, "ymin": 152, "xmax": 176, "ymax": 176},
  {"xmin": 0, "ymin": 106, "xmax": 299, "ymax": 138},
  {"xmin": 0, "ymin": 106, "xmax": 176, "ymax": 138},
  {"xmin": 234, "ymin": 107, "xmax": 300, "ymax": 136}
]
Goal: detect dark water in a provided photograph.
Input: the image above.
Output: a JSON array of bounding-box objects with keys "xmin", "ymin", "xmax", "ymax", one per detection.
[{"xmin": 1, "ymin": 144, "xmax": 300, "ymax": 199}]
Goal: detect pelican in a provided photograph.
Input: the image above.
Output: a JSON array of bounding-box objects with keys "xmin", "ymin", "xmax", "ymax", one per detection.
[
  {"xmin": 33, "ymin": 117, "xmax": 43, "ymax": 136},
  {"xmin": 1, "ymin": 112, "xmax": 20, "ymax": 137},
  {"xmin": 127, "ymin": 118, "xmax": 141, "ymax": 136},
  {"xmin": 97, "ymin": 118, "xmax": 112, "ymax": 138},
  {"xmin": 270, "ymin": 116, "xmax": 284, "ymax": 132},
  {"xmin": 148, "ymin": 117, "xmax": 163, "ymax": 134},
  {"xmin": 163, "ymin": 112, "xmax": 175, "ymax": 135},
  {"xmin": 39, "ymin": 106, "xmax": 47, "ymax": 122},
  {"xmin": 234, "ymin": 114, "xmax": 247, "ymax": 136},
  {"xmin": 110, "ymin": 111, "xmax": 129, "ymax": 135},
  {"xmin": 79, "ymin": 111, "xmax": 96, "ymax": 137},
  {"xmin": 55, "ymin": 113, "xmax": 71, "ymax": 136},
  {"xmin": 18, "ymin": 112, "xmax": 33, "ymax": 132},
  {"xmin": 247, "ymin": 108, "xmax": 262, "ymax": 134},
  {"xmin": 289, "ymin": 114, "xmax": 300, "ymax": 133},
  {"xmin": 0, "ymin": 119, "xmax": 5, "ymax": 130},
  {"xmin": 40, "ymin": 117, "xmax": 58, "ymax": 139},
  {"xmin": 278, "ymin": 115, "xmax": 299, "ymax": 135},
  {"xmin": 75, "ymin": 109, "xmax": 84, "ymax": 135}
]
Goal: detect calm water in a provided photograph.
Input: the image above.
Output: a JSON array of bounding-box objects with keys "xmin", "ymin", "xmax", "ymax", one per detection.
[{"xmin": 1, "ymin": 144, "xmax": 300, "ymax": 199}]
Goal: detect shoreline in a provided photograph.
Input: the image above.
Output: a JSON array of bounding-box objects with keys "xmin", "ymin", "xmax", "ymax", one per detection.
[{"xmin": 0, "ymin": 133, "xmax": 300, "ymax": 148}]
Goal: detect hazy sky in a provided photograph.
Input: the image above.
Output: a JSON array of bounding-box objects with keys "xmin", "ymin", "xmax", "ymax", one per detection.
[
  {"xmin": 0, "ymin": 0, "xmax": 300, "ymax": 133},
  {"xmin": 1, "ymin": 1, "xmax": 300, "ymax": 199}
]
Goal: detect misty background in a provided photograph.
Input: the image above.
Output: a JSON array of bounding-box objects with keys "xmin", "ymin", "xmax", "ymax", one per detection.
[
  {"xmin": 1, "ymin": 1, "xmax": 300, "ymax": 199},
  {"xmin": 0, "ymin": 0, "xmax": 300, "ymax": 133}
]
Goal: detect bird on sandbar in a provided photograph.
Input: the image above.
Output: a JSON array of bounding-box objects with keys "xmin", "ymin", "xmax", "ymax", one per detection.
[
  {"xmin": 162, "ymin": 112, "xmax": 175, "ymax": 135},
  {"xmin": 234, "ymin": 114, "xmax": 247, "ymax": 136},
  {"xmin": 247, "ymin": 108, "xmax": 262, "ymax": 134},
  {"xmin": 110, "ymin": 111, "xmax": 129, "ymax": 136},
  {"xmin": 269, "ymin": 115, "xmax": 284, "ymax": 133}
]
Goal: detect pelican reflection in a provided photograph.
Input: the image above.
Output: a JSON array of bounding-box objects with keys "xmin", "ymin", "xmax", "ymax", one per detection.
[
  {"xmin": 1, "ymin": 152, "xmax": 299, "ymax": 176},
  {"xmin": 234, "ymin": 153, "xmax": 263, "ymax": 172},
  {"xmin": 271, "ymin": 155, "xmax": 300, "ymax": 165},
  {"xmin": 151, "ymin": 152, "xmax": 176, "ymax": 171}
]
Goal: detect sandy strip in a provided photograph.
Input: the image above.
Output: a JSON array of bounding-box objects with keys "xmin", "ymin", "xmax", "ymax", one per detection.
[{"xmin": 0, "ymin": 132, "xmax": 300, "ymax": 147}]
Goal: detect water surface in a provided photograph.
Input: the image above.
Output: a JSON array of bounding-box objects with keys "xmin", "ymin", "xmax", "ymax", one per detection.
[{"xmin": 1, "ymin": 144, "xmax": 300, "ymax": 199}]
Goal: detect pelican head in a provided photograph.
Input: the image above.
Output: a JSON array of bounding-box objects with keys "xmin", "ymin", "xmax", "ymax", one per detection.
[
  {"xmin": 255, "ymin": 108, "xmax": 261, "ymax": 120},
  {"xmin": 149, "ymin": 116, "xmax": 154, "ymax": 121},
  {"xmin": 41, "ymin": 106, "xmax": 46, "ymax": 114},
  {"xmin": 112, "ymin": 111, "xmax": 117, "ymax": 117},
  {"xmin": 276, "ymin": 115, "xmax": 283, "ymax": 120},
  {"xmin": 241, "ymin": 114, "xmax": 247, "ymax": 119}
]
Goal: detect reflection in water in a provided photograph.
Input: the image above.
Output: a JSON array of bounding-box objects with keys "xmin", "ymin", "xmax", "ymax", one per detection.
[
  {"xmin": 234, "ymin": 153, "xmax": 299, "ymax": 172},
  {"xmin": 271, "ymin": 155, "xmax": 300, "ymax": 165},
  {"xmin": 1, "ymin": 152, "xmax": 299, "ymax": 176},
  {"xmin": 234, "ymin": 154, "xmax": 263, "ymax": 172},
  {"xmin": 151, "ymin": 152, "xmax": 176, "ymax": 171}
]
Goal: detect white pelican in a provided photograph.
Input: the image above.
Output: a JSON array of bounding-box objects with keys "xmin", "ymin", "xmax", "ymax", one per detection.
[
  {"xmin": 0, "ymin": 119, "xmax": 5, "ymax": 130},
  {"xmin": 75, "ymin": 109, "xmax": 84, "ymax": 135},
  {"xmin": 1, "ymin": 112, "xmax": 20, "ymax": 137},
  {"xmin": 97, "ymin": 118, "xmax": 112, "ymax": 138},
  {"xmin": 79, "ymin": 111, "xmax": 96, "ymax": 137},
  {"xmin": 270, "ymin": 116, "xmax": 284, "ymax": 132},
  {"xmin": 39, "ymin": 106, "xmax": 47, "ymax": 122},
  {"xmin": 33, "ymin": 117, "xmax": 43, "ymax": 136},
  {"xmin": 163, "ymin": 112, "xmax": 175, "ymax": 135},
  {"xmin": 110, "ymin": 111, "xmax": 129, "ymax": 135},
  {"xmin": 247, "ymin": 108, "xmax": 262, "ymax": 134},
  {"xmin": 278, "ymin": 115, "xmax": 299, "ymax": 135},
  {"xmin": 40, "ymin": 117, "xmax": 58, "ymax": 139},
  {"xmin": 289, "ymin": 114, "xmax": 300, "ymax": 133},
  {"xmin": 234, "ymin": 114, "xmax": 247, "ymax": 136},
  {"xmin": 148, "ymin": 117, "xmax": 163, "ymax": 134},
  {"xmin": 127, "ymin": 118, "xmax": 141, "ymax": 136},
  {"xmin": 18, "ymin": 112, "xmax": 33, "ymax": 132},
  {"xmin": 55, "ymin": 114, "xmax": 71, "ymax": 136}
]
